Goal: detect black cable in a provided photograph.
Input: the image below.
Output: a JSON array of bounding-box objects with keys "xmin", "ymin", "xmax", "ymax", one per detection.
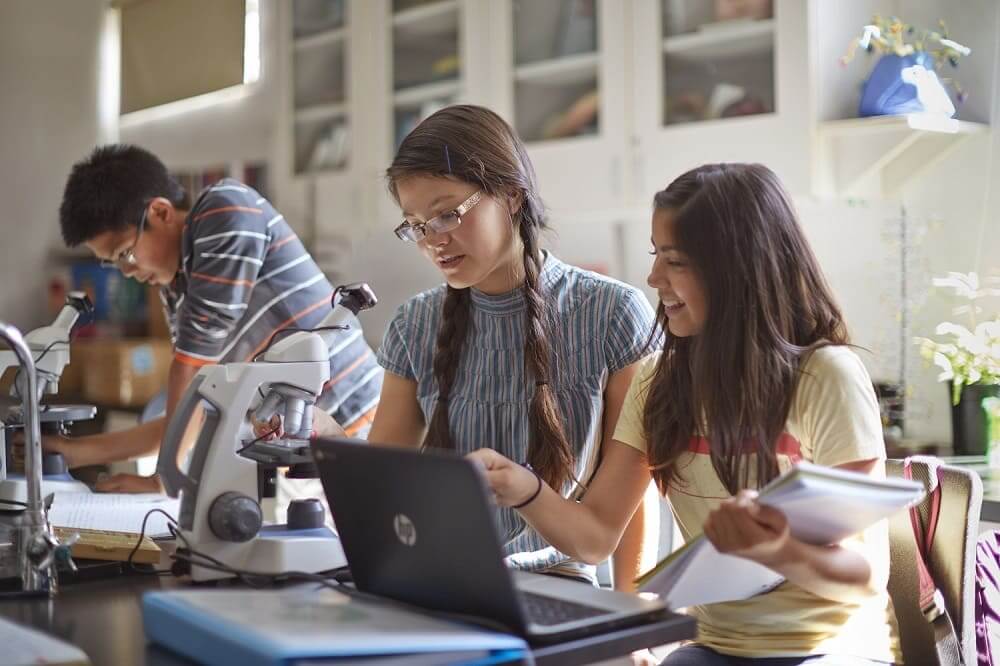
[
  {"xmin": 127, "ymin": 507, "xmax": 179, "ymax": 575},
  {"xmin": 31, "ymin": 338, "xmax": 67, "ymax": 367},
  {"xmin": 236, "ymin": 423, "xmax": 283, "ymax": 455},
  {"xmin": 253, "ymin": 325, "xmax": 349, "ymax": 361},
  {"xmin": 9, "ymin": 339, "xmax": 68, "ymax": 401}
]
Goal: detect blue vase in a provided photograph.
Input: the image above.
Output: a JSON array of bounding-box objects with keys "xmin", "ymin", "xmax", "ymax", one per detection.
[{"xmin": 859, "ymin": 52, "xmax": 950, "ymax": 117}]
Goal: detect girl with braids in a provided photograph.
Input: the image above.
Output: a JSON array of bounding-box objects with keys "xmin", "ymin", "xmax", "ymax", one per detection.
[
  {"xmin": 472, "ymin": 163, "xmax": 901, "ymax": 665},
  {"xmin": 358, "ymin": 104, "xmax": 657, "ymax": 586}
]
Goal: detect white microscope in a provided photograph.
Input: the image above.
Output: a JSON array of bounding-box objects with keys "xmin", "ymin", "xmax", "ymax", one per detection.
[
  {"xmin": 0, "ymin": 292, "xmax": 95, "ymax": 503},
  {"xmin": 157, "ymin": 283, "xmax": 377, "ymax": 582}
]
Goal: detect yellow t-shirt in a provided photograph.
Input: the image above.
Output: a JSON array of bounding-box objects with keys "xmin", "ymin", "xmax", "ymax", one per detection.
[{"xmin": 614, "ymin": 346, "xmax": 901, "ymax": 662}]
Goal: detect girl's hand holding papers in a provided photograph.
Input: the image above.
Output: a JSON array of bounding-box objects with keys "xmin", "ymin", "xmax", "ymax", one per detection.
[{"xmin": 702, "ymin": 489, "xmax": 793, "ymax": 568}]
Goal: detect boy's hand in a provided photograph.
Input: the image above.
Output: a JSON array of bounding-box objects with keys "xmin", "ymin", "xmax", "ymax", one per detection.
[
  {"xmin": 95, "ymin": 473, "xmax": 164, "ymax": 494},
  {"xmin": 12, "ymin": 431, "xmax": 85, "ymax": 469}
]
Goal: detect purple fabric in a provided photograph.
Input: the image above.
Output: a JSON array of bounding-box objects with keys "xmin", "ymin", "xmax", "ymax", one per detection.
[{"xmin": 976, "ymin": 531, "xmax": 1000, "ymax": 664}]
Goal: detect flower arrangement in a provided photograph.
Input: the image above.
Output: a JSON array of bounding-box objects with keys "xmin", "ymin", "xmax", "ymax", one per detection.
[
  {"xmin": 841, "ymin": 15, "xmax": 972, "ymax": 103},
  {"xmin": 916, "ymin": 272, "xmax": 1000, "ymax": 405}
]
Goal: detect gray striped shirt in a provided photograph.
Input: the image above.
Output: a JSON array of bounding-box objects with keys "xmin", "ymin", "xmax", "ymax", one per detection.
[
  {"xmin": 377, "ymin": 253, "xmax": 655, "ymax": 574},
  {"xmin": 162, "ymin": 179, "xmax": 382, "ymax": 433}
]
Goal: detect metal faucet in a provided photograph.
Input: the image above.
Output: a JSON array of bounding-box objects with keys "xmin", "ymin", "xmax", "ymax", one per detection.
[{"xmin": 0, "ymin": 321, "xmax": 73, "ymax": 596}]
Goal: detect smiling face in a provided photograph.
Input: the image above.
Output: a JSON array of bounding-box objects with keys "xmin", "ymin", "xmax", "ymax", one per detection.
[
  {"xmin": 647, "ymin": 207, "xmax": 708, "ymax": 337},
  {"xmin": 84, "ymin": 198, "xmax": 183, "ymax": 286},
  {"xmin": 394, "ymin": 174, "xmax": 523, "ymax": 294}
]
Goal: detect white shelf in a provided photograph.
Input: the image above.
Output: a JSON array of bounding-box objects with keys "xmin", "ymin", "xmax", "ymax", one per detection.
[
  {"xmin": 392, "ymin": 0, "xmax": 459, "ymax": 38},
  {"xmin": 295, "ymin": 101, "xmax": 348, "ymax": 124},
  {"xmin": 816, "ymin": 114, "xmax": 989, "ymax": 197},
  {"xmin": 294, "ymin": 26, "xmax": 347, "ymax": 52},
  {"xmin": 663, "ymin": 18, "xmax": 774, "ymax": 60},
  {"xmin": 514, "ymin": 52, "xmax": 599, "ymax": 86},
  {"xmin": 393, "ymin": 79, "xmax": 460, "ymax": 107}
]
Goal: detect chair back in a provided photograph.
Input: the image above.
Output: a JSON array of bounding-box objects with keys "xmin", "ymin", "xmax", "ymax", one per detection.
[{"xmin": 887, "ymin": 457, "xmax": 982, "ymax": 665}]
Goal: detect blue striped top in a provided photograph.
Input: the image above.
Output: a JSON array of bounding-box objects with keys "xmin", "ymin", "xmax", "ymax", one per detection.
[{"xmin": 377, "ymin": 253, "xmax": 656, "ymax": 574}]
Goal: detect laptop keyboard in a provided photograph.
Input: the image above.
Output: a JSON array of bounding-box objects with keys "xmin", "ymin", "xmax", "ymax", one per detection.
[{"xmin": 520, "ymin": 591, "xmax": 611, "ymax": 626}]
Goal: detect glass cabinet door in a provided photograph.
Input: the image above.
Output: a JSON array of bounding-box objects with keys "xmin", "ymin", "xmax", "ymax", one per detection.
[
  {"xmin": 392, "ymin": 0, "xmax": 462, "ymax": 148},
  {"xmin": 512, "ymin": 0, "xmax": 600, "ymax": 143},
  {"xmin": 660, "ymin": 0, "xmax": 775, "ymax": 126},
  {"xmin": 292, "ymin": 0, "xmax": 350, "ymax": 173}
]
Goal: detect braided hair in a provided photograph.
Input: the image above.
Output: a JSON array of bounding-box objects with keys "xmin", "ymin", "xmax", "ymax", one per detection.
[{"xmin": 387, "ymin": 105, "xmax": 575, "ymax": 491}]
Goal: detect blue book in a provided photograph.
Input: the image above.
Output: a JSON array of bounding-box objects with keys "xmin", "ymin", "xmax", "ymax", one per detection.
[{"xmin": 142, "ymin": 586, "xmax": 527, "ymax": 666}]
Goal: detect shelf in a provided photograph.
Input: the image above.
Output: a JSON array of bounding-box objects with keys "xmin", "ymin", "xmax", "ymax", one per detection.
[
  {"xmin": 514, "ymin": 52, "xmax": 599, "ymax": 87},
  {"xmin": 393, "ymin": 79, "xmax": 460, "ymax": 107},
  {"xmin": 294, "ymin": 101, "xmax": 347, "ymax": 124},
  {"xmin": 294, "ymin": 26, "xmax": 347, "ymax": 52},
  {"xmin": 816, "ymin": 114, "xmax": 989, "ymax": 198},
  {"xmin": 392, "ymin": 0, "xmax": 459, "ymax": 38},
  {"xmin": 662, "ymin": 18, "xmax": 774, "ymax": 60}
]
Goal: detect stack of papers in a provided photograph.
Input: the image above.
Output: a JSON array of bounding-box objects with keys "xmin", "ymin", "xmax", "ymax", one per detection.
[
  {"xmin": 47, "ymin": 493, "xmax": 179, "ymax": 538},
  {"xmin": 637, "ymin": 461, "xmax": 925, "ymax": 608}
]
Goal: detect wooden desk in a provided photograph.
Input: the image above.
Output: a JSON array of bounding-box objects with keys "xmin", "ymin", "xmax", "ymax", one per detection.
[{"xmin": 0, "ymin": 573, "xmax": 696, "ymax": 666}]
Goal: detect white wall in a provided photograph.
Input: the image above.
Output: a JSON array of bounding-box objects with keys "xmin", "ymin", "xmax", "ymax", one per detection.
[{"xmin": 0, "ymin": 0, "xmax": 109, "ymax": 331}]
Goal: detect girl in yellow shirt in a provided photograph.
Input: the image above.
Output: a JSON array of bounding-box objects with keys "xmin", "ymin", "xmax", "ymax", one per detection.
[{"xmin": 470, "ymin": 163, "xmax": 900, "ymax": 664}]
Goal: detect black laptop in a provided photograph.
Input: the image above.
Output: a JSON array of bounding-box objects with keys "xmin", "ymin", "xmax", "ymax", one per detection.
[{"xmin": 313, "ymin": 437, "xmax": 666, "ymax": 643}]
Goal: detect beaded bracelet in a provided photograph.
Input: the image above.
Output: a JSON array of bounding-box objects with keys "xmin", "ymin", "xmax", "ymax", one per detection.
[{"xmin": 511, "ymin": 462, "xmax": 543, "ymax": 509}]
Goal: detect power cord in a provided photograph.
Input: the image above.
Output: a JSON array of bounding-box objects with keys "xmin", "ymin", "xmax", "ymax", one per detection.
[
  {"xmin": 253, "ymin": 325, "xmax": 349, "ymax": 362},
  {"xmin": 126, "ymin": 508, "xmax": 180, "ymax": 576},
  {"xmin": 236, "ymin": 423, "xmax": 283, "ymax": 456}
]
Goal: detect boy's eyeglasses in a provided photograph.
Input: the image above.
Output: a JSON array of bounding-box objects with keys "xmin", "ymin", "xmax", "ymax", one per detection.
[
  {"xmin": 394, "ymin": 190, "xmax": 483, "ymax": 243},
  {"xmin": 100, "ymin": 204, "xmax": 148, "ymax": 269}
]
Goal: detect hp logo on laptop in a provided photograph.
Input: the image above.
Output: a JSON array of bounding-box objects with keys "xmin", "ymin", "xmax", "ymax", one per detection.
[{"xmin": 393, "ymin": 513, "xmax": 417, "ymax": 546}]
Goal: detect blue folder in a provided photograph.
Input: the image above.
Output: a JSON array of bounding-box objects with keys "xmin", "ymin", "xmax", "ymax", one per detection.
[{"xmin": 142, "ymin": 586, "xmax": 527, "ymax": 666}]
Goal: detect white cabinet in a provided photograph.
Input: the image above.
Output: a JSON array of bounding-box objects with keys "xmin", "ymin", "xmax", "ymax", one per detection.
[
  {"xmin": 630, "ymin": 0, "xmax": 812, "ymax": 199},
  {"xmin": 281, "ymin": 0, "xmax": 990, "ymax": 235},
  {"xmin": 488, "ymin": 0, "xmax": 630, "ymax": 214},
  {"xmin": 290, "ymin": 0, "xmax": 350, "ymax": 175}
]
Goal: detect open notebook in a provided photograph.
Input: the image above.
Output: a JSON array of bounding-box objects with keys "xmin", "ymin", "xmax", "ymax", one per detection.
[
  {"xmin": 636, "ymin": 461, "xmax": 925, "ymax": 608},
  {"xmin": 47, "ymin": 492, "xmax": 179, "ymax": 538}
]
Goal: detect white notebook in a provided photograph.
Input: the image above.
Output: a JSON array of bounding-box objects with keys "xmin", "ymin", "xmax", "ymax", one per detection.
[
  {"xmin": 637, "ymin": 461, "xmax": 925, "ymax": 608},
  {"xmin": 47, "ymin": 492, "xmax": 179, "ymax": 538}
]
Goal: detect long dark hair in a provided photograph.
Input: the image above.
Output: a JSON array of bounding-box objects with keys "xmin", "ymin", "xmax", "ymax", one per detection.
[
  {"xmin": 643, "ymin": 163, "xmax": 849, "ymax": 495},
  {"xmin": 386, "ymin": 104, "xmax": 575, "ymax": 491}
]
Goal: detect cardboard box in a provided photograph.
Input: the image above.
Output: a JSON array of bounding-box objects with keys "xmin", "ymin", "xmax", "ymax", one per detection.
[{"xmin": 70, "ymin": 339, "xmax": 172, "ymax": 408}]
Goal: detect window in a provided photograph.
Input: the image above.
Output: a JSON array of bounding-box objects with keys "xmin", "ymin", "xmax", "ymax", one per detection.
[{"xmin": 117, "ymin": 0, "xmax": 259, "ymax": 115}]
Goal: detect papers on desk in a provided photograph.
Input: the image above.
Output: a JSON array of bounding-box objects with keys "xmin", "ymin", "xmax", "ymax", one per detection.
[
  {"xmin": 143, "ymin": 586, "xmax": 528, "ymax": 666},
  {"xmin": 0, "ymin": 615, "xmax": 90, "ymax": 665},
  {"xmin": 637, "ymin": 461, "xmax": 925, "ymax": 609},
  {"xmin": 47, "ymin": 492, "xmax": 179, "ymax": 538}
]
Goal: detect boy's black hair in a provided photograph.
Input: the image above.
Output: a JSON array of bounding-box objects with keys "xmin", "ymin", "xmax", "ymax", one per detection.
[{"xmin": 59, "ymin": 144, "xmax": 189, "ymax": 247}]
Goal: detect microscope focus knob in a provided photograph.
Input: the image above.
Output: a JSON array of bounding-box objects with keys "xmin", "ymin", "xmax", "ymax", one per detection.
[
  {"xmin": 208, "ymin": 492, "xmax": 262, "ymax": 543},
  {"xmin": 287, "ymin": 498, "xmax": 325, "ymax": 530}
]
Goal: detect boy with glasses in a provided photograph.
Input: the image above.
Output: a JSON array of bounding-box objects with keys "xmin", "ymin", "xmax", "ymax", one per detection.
[{"xmin": 51, "ymin": 144, "xmax": 382, "ymax": 492}]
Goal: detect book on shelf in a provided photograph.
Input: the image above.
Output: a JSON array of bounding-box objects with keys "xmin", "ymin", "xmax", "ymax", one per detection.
[{"xmin": 636, "ymin": 461, "xmax": 925, "ymax": 609}]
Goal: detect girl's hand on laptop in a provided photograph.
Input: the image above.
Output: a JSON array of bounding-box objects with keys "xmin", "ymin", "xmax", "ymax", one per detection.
[
  {"xmin": 466, "ymin": 448, "xmax": 539, "ymax": 507},
  {"xmin": 702, "ymin": 489, "xmax": 792, "ymax": 568}
]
